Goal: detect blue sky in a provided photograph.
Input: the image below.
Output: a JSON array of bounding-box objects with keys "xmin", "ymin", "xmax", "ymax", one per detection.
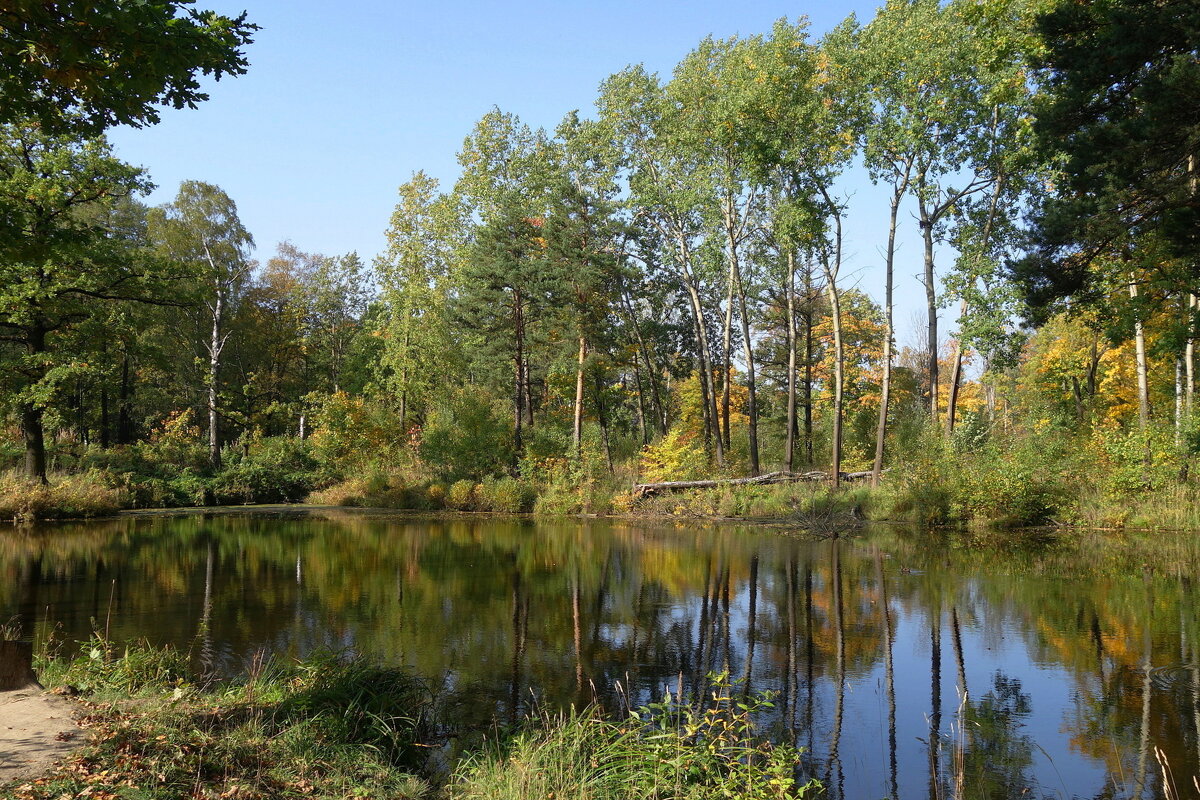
[{"xmin": 109, "ymin": 0, "xmax": 947, "ymax": 347}]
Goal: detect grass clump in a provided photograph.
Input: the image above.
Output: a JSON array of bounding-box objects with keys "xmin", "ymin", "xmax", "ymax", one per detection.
[
  {"xmin": 451, "ymin": 675, "xmax": 819, "ymax": 800},
  {"xmin": 20, "ymin": 642, "xmax": 433, "ymax": 800},
  {"xmin": 0, "ymin": 470, "xmax": 125, "ymax": 522}
]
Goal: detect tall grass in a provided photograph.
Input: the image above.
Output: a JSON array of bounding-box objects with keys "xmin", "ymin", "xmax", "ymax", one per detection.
[
  {"xmin": 21, "ymin": 640, "xmax": 434, "ymax": 800},
  {"xmin": 451, "ymin": 677, "xmax": 820, "ymax": 800},
  {"xmin": 0, "ymin": 470, "xmax": 125, "ymax": 522},
  {"xmin": 18, "ymin": 642, "xmax": 821, "ymax": 800}
]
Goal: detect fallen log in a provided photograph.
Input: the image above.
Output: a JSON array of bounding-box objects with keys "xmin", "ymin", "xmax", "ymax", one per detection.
[{"xmin": 633, "ymin": 469, "xmax": 879, "ymax": 498}]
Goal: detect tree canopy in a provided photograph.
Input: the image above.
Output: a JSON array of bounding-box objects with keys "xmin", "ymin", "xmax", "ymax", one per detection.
[{"xmin": 0, "ymin": 0, "xmax": 256, "ymax": 133}]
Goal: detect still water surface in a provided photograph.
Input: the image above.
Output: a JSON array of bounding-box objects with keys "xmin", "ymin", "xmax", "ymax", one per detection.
[{"xmin": 2, "ymin": 510, "xmax": 1199, "ymax": 799}]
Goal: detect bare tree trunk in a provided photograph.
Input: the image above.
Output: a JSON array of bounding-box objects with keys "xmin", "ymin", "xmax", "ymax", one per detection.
[
  {"xmin": 572, "ymin": 336, "xmax": 586, "ymax": 454},
  {"xmin": 631, "ymin": 363, "xmax": 649, "ymax": 445},
  {"xmin": 873, "ymin": 189, "xmax": 902, "ymax": 485},
  {"xmin": 921, "ymin": 212, "xmax": 939, "ymax": 424},
  {"xmin": 1177, "ymin": 356, "xmax": 1185, "ymax": 447},
  {"xmin": 208, "ymin": 284, "xmax": 223, "ymax": 471},
  {"xmin": 720, "ymin": 262, "xmax": 735, "ymax": 452},
  {"xmin": 678, "ymin": 236, "xmax": 724, "ymax": 468},
  {"xmin": 117, "ymin": 346, "xmax": 134, "ymax": 445},
  {"xmin": 621, "ymin": 291, "xmax": 667, "ymax": 435},
  {"xmin": 1188, "ymin": 293, "xmax": 1196, "ymax": 419},
  {"xmin": 1131, "ymin": 278, "xmax": 1151, "ymax": 430},
  {"xmin": 734, "ymin": 259, "xmax": 760, "ymax": 475},
  {"xmin": 945, "ymin": 298, "xmax": 968, "ymax": 435},
  {"xmin": 827, "ymin": 280, "xmax": 844, "ymax": 490},
  {"xmin": 946, "ymin": 178, "xmax": 1003, "ymax": 437},
  {"xmin": 804, "ymin": 270, "xmax": 814, "ymax": 466},
  {"xmin": 818, "ymin": 186, "xmax": 845, "ymax": 489},
  {"xmin": 785, "ymin": 251, "xmax": 799, "ymax": 471},
  {"xmin": 512, "ymin": 290, "xmax": 524, "ymax": 456},
  {"xmin": 21, "ymin": 403, "xmax": 47, "ymax": 485}
]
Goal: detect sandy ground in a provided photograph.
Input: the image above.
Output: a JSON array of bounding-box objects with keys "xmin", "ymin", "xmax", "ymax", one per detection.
[{"xmin": 0, "ymin": 685, "xmax": 82, "ymax": 788}]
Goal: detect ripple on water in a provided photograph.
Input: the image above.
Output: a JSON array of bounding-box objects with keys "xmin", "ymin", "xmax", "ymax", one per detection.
[{"xmin": 1148, "ymin": 663, "xmax": 1200, "ymax": 693}]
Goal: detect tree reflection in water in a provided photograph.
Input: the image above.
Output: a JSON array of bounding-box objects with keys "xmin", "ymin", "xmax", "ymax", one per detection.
[{"xmin": 1, "ymin": 513, "xmax": 1198, "ymax": 799}]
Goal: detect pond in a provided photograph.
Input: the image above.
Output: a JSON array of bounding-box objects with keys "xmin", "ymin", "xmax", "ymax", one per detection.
[{"xmin": 2, "ymin": 510, "xmax": 1198, "ymax": 799}]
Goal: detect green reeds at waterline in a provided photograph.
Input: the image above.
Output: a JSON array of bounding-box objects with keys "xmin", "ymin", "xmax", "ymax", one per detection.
[{"xmin": 450, "ymin": 677, "xmax": 821, "ymax": 800}]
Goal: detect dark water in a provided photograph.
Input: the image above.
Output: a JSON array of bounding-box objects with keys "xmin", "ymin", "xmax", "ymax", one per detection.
[{"xmin": 2, "ymin": 510, "xmax": 1199, "ymax": 800}]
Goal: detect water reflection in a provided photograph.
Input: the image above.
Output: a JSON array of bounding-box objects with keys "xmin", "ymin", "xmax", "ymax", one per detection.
[{"xmin": 1, "ymin": 512, "xmax": 1198, "ymax": 799}]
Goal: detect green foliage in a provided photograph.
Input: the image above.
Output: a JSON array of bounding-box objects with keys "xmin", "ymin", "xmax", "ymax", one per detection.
[
  {"xmin": 209, "ymin": 437, "xmax": 323, "ymax": 504},
  {"xmin": 452, "ymin": 674, "xmax": 819, "ymax": 800},
  {"xmin": 309, "ymin": 391, "xmax": 406, "ymax": 473},
  {"xmin": 447, "ymin": 479, "xmax": 478, "ymax": 510},
  {"xmin": 419, "ymin": 391, "xmax": 515, "ymax": 481},
  {"xmin": 0, "ymin": 1, "xmax": 256, "ymax": 133},
  {"xmin": 477, "ymin": 477, "xmax": 536, "ymax": 513},
  {"xmin": 878, "ymin": 420, "xmax": 1072, "ymax": 528},
  {"xmin": 952, "ymin": 439, "xmax": 1070, "ymax": 527},
  {"xmin": 1093, "ymin": 424, "xmax": 1186, "ymax": 497}
]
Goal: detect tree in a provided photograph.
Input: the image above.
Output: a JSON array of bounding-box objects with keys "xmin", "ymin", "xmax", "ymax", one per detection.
[
  {"xmin": 0, "ymin": 0, "xmax": 255, "ymax": 133},
  {"xmin": 1020, "ymin": 0, "xmax": 1200, "ymax": 302},
  {"xmin": 597, "ymin": 65, "xmax": 727, "ymax": 467},
  {"xmin": 0, "ymin": 123, "xmax": 157, "ymax": 481},
  {"xmin": 148, "ymin": 181, "xmax": 253, "ymax": 470},
  {"xmin": 546, "ymin": 112, "xmax": 624, "ymax": 455},
  {"xmin": 376, "ymin": 172, "xmax": 466, "ymax": 427},
  {"xmin": 454, "ymin": 205, "xmax": 562, "ymax": 457}
]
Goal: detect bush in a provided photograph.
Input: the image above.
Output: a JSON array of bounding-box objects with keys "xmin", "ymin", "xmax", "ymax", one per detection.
[
  {"xmin": 477, "ymin": 477, "xmax": 535, "ymax": 513},
  {"xmin": 639, "ymin": 427, "xmax": 708, "ymax": 483},
  {"xmin": 308, "ymin": 391, "xmax": 406, "ymax": 472},
  {"xmin": 447, "ymin": 479, "xmax": 477, "ymax": 511},
  {"xmin": 0, "ymin": 470, "xmax": 125, "ymax": 521},
  {"xmin": 419, "ymin": 391, "xmax": 515, "ymax": 481},
  {"xmin": 952, "ymin": 439, "xmax": 1070, "ymax": 526},
  {"xmin": 210, "ymin": 437, "xmax": 322, "ymax": 504}
]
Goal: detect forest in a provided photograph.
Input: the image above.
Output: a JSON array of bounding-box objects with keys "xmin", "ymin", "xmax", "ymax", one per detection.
[{"xmin": 2, "ymin": 0, "xmax": 1198, "ymax": 528}]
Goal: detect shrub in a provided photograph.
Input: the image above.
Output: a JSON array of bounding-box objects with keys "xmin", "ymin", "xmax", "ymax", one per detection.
[
  {"xmin": 419, "ymin": 391, "xmax": 515, "ymax": 481},
  {"xmin": 308, "ymin": 391, "xmax": 406, "ymax": 472},
  {"xmin": 447, "ymin": 479, "xmax": 477, "ymax": 511},
  {"xmin": 210, "ymin": 437, "xmax": 322, "ymax": 504},
  {"xmin": 0, "ymin": 470, "xmax": 125, "ymax": 521},
  {"xmin": 426, "ymin": 482, "xmax": 447, "ymax": 507},
  {"xmin": 639, "ymin": 427, "xmax": 708, "ymax": 483},
  {"xmin": 953, "ymin": 439, "xmax": 1070, "ymax": 526},
  {"xmin": 477, "ymin": 477, "xmax": 535, "ymax": 513}
]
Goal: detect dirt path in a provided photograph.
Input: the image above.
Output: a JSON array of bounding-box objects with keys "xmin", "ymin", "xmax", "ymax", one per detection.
[{"xmin": 0, "ymin": 686, "xmax": 82, "ymax": 788}]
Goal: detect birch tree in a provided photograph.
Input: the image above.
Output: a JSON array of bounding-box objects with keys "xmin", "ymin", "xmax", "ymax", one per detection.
[{"xmin": 149, "ymin": 181, "xmax": 253, "ymax": 470}]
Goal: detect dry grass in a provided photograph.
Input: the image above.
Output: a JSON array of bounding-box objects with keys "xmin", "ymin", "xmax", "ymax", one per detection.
[{"xmin": 0, "ymin": 471, "xmax": 125, "ymax": 522}]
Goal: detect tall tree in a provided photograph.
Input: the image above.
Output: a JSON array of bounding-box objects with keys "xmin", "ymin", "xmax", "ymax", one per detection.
[
  {"xmin": 544, "ymin": 115, "xmax": 623, "ymax": 454},
  {"xmin": 597, "ymin": 65, "xmax": 726, "ymax": 468},
  {"xmin": 455, "ymin": 206, "xmax": 562, "ymax": 457},
  {"xmin": 1020, "ymin": 0, "xmax": 1200, "ymax": 302},
  {"xmin": 376, "ymin": 172, "xmax": 466, "ymax": 425},
  {"xmin": 0, "ymin": 123, "xmax": 155, "ymax": 481},
  {"xmin": 148, "ymin": 181, "xmax": 253, "ymax": 470}
]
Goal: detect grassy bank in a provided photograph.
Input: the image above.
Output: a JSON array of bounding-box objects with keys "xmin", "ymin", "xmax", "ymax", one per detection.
[
  {"xmin": 4, "ymin": 426, "xmax": 1200, "ymax": 531},
  {"xmin": 9, "ymin": 639, "xmax": 818, "ymax": 800}
]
